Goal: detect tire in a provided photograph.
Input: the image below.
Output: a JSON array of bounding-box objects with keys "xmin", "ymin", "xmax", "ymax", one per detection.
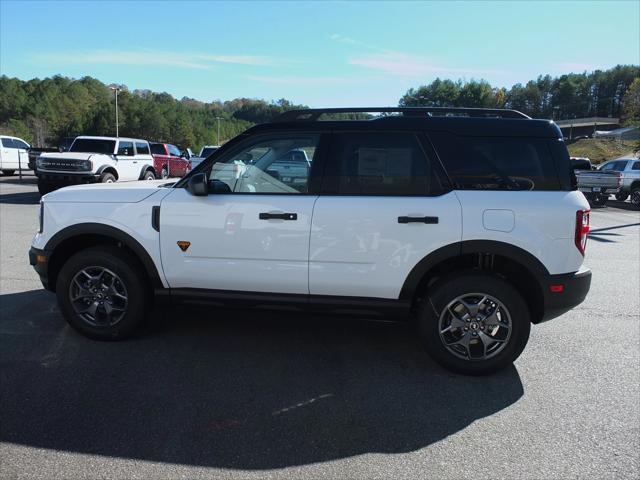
[
  {"xmin": 2, "ymin": 169, "xmax": 15, "ymax": 176},
  {"xmin": 417, "ymin": 272, "xmax": 531, "ymax": 375},
  {"xmin": 161, "ymin": 166, "xmax": 168, "ymax": 179},
  {"xmin": 55, "ymin": 246, "xmax": 150, "ymax": 340},
  {"xmin": 38, "ymin": 180, "xmax": 56, "ymax": 195},
  {"xmin": 591, "ymin": 193, "xmax": 607, "ymax": 207},
  {"xmin": 615, "ymin": 192, "xmax": 629, "ymax": 202},
  {"xmin": 631, "ymin": 188, "xmax": 640, "ymax": 209},
  {"xmin": 100, "ymin": 172, "xmax": 116, "ymax": 183},
  {"xmin": 143, "ymin": 170, "xmax": 155, "ymax": 180}
]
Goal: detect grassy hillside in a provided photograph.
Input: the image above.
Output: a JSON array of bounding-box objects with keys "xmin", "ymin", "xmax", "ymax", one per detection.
[{"xmin": 567, "ymin": 138, "xmax": 636, "ymax": 164}]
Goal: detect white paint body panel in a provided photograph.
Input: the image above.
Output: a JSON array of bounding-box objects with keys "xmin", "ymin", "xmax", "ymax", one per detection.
[
  {"xmin": 309, "ymin": 193, "xmax": 463, "ymax": 298},
  {"xmin": 159, "ymin": 189, "xmax": 316, "ymax": 294},
  {"xmin": 0, "ymin": 135, "xmax": 29, "ymax": 170},
  {"xmin": 32, "ymin": 188, "xmax": 172, "ymax": 287},
  {"xmin": 456, "ymin": 190, "xmax": 589, "ymax": 275}
]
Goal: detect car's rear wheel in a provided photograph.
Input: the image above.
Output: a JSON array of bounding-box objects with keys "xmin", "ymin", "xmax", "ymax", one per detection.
[
  {"xmin": 417, "ymin": 272, "xmax": 531, "ymax": 375},
  {"xmin": 143, "ymin": 170, "xmax": 155, "ymax": 180},
  {"xmin": 161, "ymin": 166, "xmax": 169, "ymax": 179},
  {"xmin": 615, "ymin": 192, "xmax": 629, "ymax": 202},
  {"xmin": 2, "ymin": 169, "xmax": 15, "ymax": 176},
  {"xmin": 100, "ymin": 172, "xmax": 116, "ymax": 183},
  {"xmin": 631, "ymin": 188, "xmax": 640, "ymax": 209},
  {"xmin": 56, "ymin": 246, "xmax": 150, "ymax": 340}
]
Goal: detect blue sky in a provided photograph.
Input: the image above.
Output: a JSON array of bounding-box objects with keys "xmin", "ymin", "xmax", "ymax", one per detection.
[{"xmin": 1, "ymin": 1, "xmax": 638, "ymax": 106}]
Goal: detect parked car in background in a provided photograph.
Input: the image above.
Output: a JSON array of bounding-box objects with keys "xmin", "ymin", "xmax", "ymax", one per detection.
[
  {"xmin": 150, "ymin": 142, "xmax": 192, "ymax": 178},
  {"xmin": 597, "ymin": 158, "xmax": 640, "ymax": 207},
  {"xmin": 190, "ymin": 145, "xmax": 220, "ymax": 169},
  {"xmin": 28, "ymin": 146, "xmax": 60, "ymax": 172},
  {"xmin": 266, "ymin": 148, "xmax": 312, "ymax": 191},
  {"xmin": 0, "ymin": 135, "xmax": 30, "ymax": 175},
  {"xmin": 36, "ymin": 136, "xmax": 156, "ymax": 194},
  {"xmin": 573, "ymin": 163, "xmax": 621, "ymax": 207}
]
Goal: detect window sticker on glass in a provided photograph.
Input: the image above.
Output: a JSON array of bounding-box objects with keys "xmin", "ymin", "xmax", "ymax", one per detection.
[{"xmin": 358, "ymin": 148, "xmax": 412, "ymax": 177}]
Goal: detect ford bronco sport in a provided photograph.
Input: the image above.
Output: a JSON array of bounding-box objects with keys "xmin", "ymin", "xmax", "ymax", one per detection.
[{"xmin": 29, "ymin": 107, "xmax": 592, "ymax": 375}]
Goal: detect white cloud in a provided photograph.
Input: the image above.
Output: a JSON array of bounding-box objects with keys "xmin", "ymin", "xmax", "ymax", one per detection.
[{"xmin": 34, "ymin": 50, "xmax": 276, "ymax": 70}]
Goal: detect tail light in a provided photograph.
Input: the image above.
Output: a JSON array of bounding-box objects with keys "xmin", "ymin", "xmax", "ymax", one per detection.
[{"xmin": 575, "ymin": 210, "xmax": 590, "ymax": 255}]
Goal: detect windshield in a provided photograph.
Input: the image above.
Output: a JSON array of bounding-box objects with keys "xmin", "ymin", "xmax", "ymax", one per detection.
[
  {"xmin": 69, "ymin": 139, "xmax": 116, "ymax": 154},
  {"xmin": 200, "ymin": 147, "xmax": 218, "ymax": 158}
]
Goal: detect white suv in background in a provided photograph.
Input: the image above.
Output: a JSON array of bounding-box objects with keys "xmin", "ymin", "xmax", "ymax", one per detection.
[
  {"xmin": 36, "ymin": 136, "xmax": 156, "ymax": 194},
  {"xmin": 29, "ymin": 108, "xmax": 592, "ymax": 375},
  {"xmin": 0, "ymin": 135, "xmax": 30, "ymax": 175}
]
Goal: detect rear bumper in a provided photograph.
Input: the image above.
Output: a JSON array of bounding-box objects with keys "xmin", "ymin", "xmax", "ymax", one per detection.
[
  {"xmin": 538, "ymin": 267, "xmax": 592, "ymax": 323},
  {"xmin": 29, "ymin": 246, "xmax": 53, "ymax": 291}
]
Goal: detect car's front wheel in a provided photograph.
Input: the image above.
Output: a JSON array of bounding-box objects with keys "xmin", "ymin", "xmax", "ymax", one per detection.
[
  {"xmin": 631, "ymin": 188, "xmax": 640, "ymax": 209},
  {"xmin": 100, "ymin": 172, "xmax": 116, "ymax": 183},
  {"xmin": 417, "ymin": 272, "xmax": 531, "ymax": 375},
  {"xmin": 56, "ymin": 246, "xmax": 150, "ymax": 340},
  {"xmin": 615, "ymin": 192, "xmax": 629, "ymax": 202},
  {"xmin": 2, "ymin": 169, "xmax": 15, "ymax": 176}
]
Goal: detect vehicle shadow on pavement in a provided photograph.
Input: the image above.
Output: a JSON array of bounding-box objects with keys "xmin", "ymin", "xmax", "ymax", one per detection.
[
  {"xmin": 0, "ymin": 191, "xmax": 41, "ymax": 205},
  {"xmin": 0, "ymin": 289, "xmax": 524, "ymax": 470}
]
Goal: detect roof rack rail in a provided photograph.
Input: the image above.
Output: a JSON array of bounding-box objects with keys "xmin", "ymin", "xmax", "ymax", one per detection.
[{"xmin": 275, "ymin": 107, "xmax": 530, "ymax": 122}]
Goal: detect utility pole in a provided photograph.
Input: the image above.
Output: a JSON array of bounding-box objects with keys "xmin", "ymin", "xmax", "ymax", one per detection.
[
  {"xmin": 110, "ymin": 86, "xmax": 121, "ymax": 137},
  {"xmin": 215, "ymin": 116, "xmax": 222, "ymax": 145}
]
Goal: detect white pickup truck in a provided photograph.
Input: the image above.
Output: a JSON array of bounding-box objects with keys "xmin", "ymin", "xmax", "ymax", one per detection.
[{"xmin": 36, "ymin": 136, "xmax": 156, "ymax": 194}]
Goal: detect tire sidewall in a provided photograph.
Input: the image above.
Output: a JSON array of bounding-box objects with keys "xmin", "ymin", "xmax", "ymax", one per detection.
[
  {"xmin": 56, "ymin": 247, "xmax": 149, "ymax": 340},
  {"xmin": 100, "ymin": 173, "xmax": 116, "ymax": 183},
  {"xmin": 144, "ymin": 171, "xmax": 155, "ymax": 180},
  {"xmin": 418, "ymin": 272, "xmax": 531, "ymax": 375}
]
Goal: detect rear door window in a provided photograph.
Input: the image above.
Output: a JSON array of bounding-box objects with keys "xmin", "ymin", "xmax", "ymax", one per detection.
[
  {"xmin": 150, "ymin": 144, "xmax": 166, "ymax": 155},
  {"xmin": 117, "ymin": 141, "xmax": 134, "ymax": 156},
  {"xmin": 429, "ymin": 133, "xmax": 560, "ymax": 191},
  {"xmin": 323, "ymin": 132, "xmax": 442, "ymax": 196},
  {"xmin": 135, "ymin": 142, "xmax": 150, "ymax": 155}
]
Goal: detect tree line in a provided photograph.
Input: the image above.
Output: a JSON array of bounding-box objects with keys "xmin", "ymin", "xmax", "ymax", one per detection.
[
  {"xmin": 0, "ymin": 75, "xmax": 307, "ymax": 150},
  {"xmin": 399, "ymin": 65, "xmax": 639, "ymax": 122},
  {"xmin": 1, "ymin": 65, "xmax": 638, "ymax": 149}
]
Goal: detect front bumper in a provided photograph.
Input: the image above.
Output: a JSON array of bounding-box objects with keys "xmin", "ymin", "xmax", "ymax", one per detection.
[
  {"xmin": 29, "ymin": 247, "xmax": 53, "ymax": 291},
  {"xmin": 37, "ymin": 171, "xmax": 100, "ymax": 184},
  {"xmin": 538, "ymin": 267, "xmax": 592, "ymax": 323}
]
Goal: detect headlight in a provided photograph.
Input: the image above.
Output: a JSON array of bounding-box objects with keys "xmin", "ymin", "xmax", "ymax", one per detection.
[
  {"xmin": 38, "ymin": 201, "xmax": 44, "ymax": 233},
  {"xmin": 80, "ymin": 160, "xmax": 92, "ymax": 171},
  {"xmin": 37, "ymin": 158, "xmax": 44, "ymax": 167}
]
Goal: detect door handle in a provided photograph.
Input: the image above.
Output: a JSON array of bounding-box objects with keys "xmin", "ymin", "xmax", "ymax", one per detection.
[
  {"xmin": 398, "ymin": 216, "xmax": 439, "ymax": 224},
  {"xmin": 259, "ymin": 212, "xmax": 297, "ymax": 220}
]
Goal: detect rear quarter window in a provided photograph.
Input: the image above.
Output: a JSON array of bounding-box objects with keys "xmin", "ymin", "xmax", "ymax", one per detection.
[
  {"xmin": 135, "ymin": 142, "xmax": 150, "ymax": 155},
  {"xmin": 429, "ymin": 132, "xmax": 563, "ymax": 191}
]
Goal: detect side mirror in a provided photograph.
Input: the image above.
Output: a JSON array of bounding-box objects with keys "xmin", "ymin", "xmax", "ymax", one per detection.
[{"xmin": 186, "ymin": 172, "xmax": 208, "ymax": 196}]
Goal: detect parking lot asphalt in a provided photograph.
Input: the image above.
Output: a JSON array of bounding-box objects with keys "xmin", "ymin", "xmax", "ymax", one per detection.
[{"xmin": 1, "ymin": 173, "xmax": 639, "ymax": 480}]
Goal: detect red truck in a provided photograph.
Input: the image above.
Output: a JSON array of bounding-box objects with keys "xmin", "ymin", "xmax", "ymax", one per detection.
[{"xmin": 149, "ymin": 142, "xmax": 191, "ymax": 178}]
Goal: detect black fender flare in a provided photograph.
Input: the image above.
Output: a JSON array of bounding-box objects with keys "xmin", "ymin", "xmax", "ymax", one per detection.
[
  {"xmin": 95, "ymin": 165, "xmax": 118, "ymax": 179},
  {"xmin": 138, "ymin": 165, "xmax": 156, "ymax": 180},
  {"xmin": 44, "ymin": 223, "xmax": 164, "ymax": 289},
  {"xmin": 399, "ymin": 240, "xmax": 550, "ymax": 300}
]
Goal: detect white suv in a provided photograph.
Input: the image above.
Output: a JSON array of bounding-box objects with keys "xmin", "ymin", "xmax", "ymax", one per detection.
[
  {"xmin": 36, "ymin": 136, "xmax": 156, "ymax": 194},
  {"xmin": 29, "ymin": 108, "xmax": 592, "ymax": 375},
  {"xmin": 0, "ymin": 135, "xmax": 30, "ymax": 175}
]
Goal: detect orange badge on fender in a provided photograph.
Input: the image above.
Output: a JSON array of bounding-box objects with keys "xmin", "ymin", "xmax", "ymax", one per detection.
[{"xmin": 177, "ymin": 241, "xmax": 191, "ymax": 252}]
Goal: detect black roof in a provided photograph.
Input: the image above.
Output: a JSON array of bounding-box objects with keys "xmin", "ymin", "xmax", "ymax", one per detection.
[{"xmin": 245, "ymin": 107, "xmax": 562, "ymax": 138}]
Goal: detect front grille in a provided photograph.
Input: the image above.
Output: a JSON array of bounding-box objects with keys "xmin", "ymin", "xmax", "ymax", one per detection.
[{"xmin": 39, "ymin": 160, "xmax": 87, "ymax": 171}]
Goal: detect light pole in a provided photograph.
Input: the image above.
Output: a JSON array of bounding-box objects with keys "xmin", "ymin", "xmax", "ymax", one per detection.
[
  {"xmin": 110, "ymin": 86, "xmax": 121, "ymax": 137},
  {"xmin": 215, "ymin": 116, "xmax": 222, "ymax": 145}
]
